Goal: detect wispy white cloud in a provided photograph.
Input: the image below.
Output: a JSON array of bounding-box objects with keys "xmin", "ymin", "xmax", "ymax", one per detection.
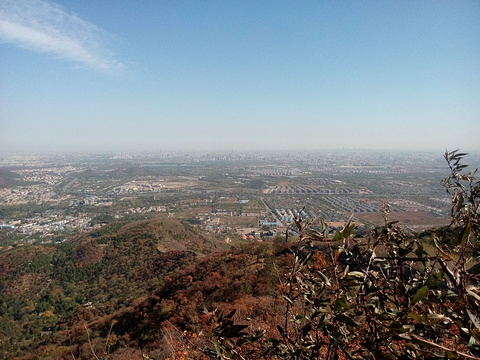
[{"xmin": 0, "ymin": 0, "xmax": 124, "ymax": 72}]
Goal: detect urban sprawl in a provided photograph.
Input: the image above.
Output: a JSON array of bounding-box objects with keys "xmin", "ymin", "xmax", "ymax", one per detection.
[{"xmin": 1, "ymin": 150, "xmax": 472, "ymax": 250}]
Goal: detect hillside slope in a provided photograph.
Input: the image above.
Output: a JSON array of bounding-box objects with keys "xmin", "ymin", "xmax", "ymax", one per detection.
[{"xmin": 0, "ymin": 217, "xmax": 233, "ymax": 358}]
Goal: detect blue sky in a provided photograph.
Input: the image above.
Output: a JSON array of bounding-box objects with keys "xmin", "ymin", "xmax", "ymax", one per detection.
[{"xmin": 1, "ymin": 0, "xmax": 479, "ymax": 153}]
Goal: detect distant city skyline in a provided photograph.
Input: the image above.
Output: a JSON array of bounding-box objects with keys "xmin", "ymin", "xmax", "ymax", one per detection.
[{"xmin": 1, "ymin": 0, "xmax": 479, "ymax": 153}]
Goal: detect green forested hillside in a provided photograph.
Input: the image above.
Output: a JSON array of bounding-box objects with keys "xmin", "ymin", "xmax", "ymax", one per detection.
[{"xmin": 0, "ymin": 217, "xmax": 230, "ymax": 358}]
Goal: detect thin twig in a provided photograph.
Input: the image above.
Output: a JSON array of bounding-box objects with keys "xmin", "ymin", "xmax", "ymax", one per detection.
[
  {"xmin": 409, "ymin": 334, "xmax": 480, "ymax": 360},
  {"xmin": 83, "ymin": 323, "xmax": 100, "ymax": 360},
  {"xmin": 103, "ymin": 321, "xmax": 115, "ymax": 356}
]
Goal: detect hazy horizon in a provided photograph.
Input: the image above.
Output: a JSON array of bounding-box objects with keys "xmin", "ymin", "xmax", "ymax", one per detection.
[{"xmin": 1, "ymin": 1, "xmax": 479, "ymax": 153}]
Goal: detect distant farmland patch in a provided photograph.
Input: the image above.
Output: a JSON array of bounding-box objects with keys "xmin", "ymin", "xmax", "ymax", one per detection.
[
  {"xmin": 355, "ymin": 211, "xmax": 450, "ymax": 230},
  {"xmin": 176, "ymin": 207, "xmax": 213, "ymax": 217}
]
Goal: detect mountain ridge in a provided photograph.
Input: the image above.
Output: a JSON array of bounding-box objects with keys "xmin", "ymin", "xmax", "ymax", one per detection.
[{"xmin": 0, "ymin": 216, "xmax": 237, "ymax": 359}]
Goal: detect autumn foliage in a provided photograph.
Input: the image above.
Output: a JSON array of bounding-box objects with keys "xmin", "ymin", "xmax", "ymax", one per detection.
[{"xmin": 1, "ymin": 151, "xmax": 479, "ymax": 359}]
